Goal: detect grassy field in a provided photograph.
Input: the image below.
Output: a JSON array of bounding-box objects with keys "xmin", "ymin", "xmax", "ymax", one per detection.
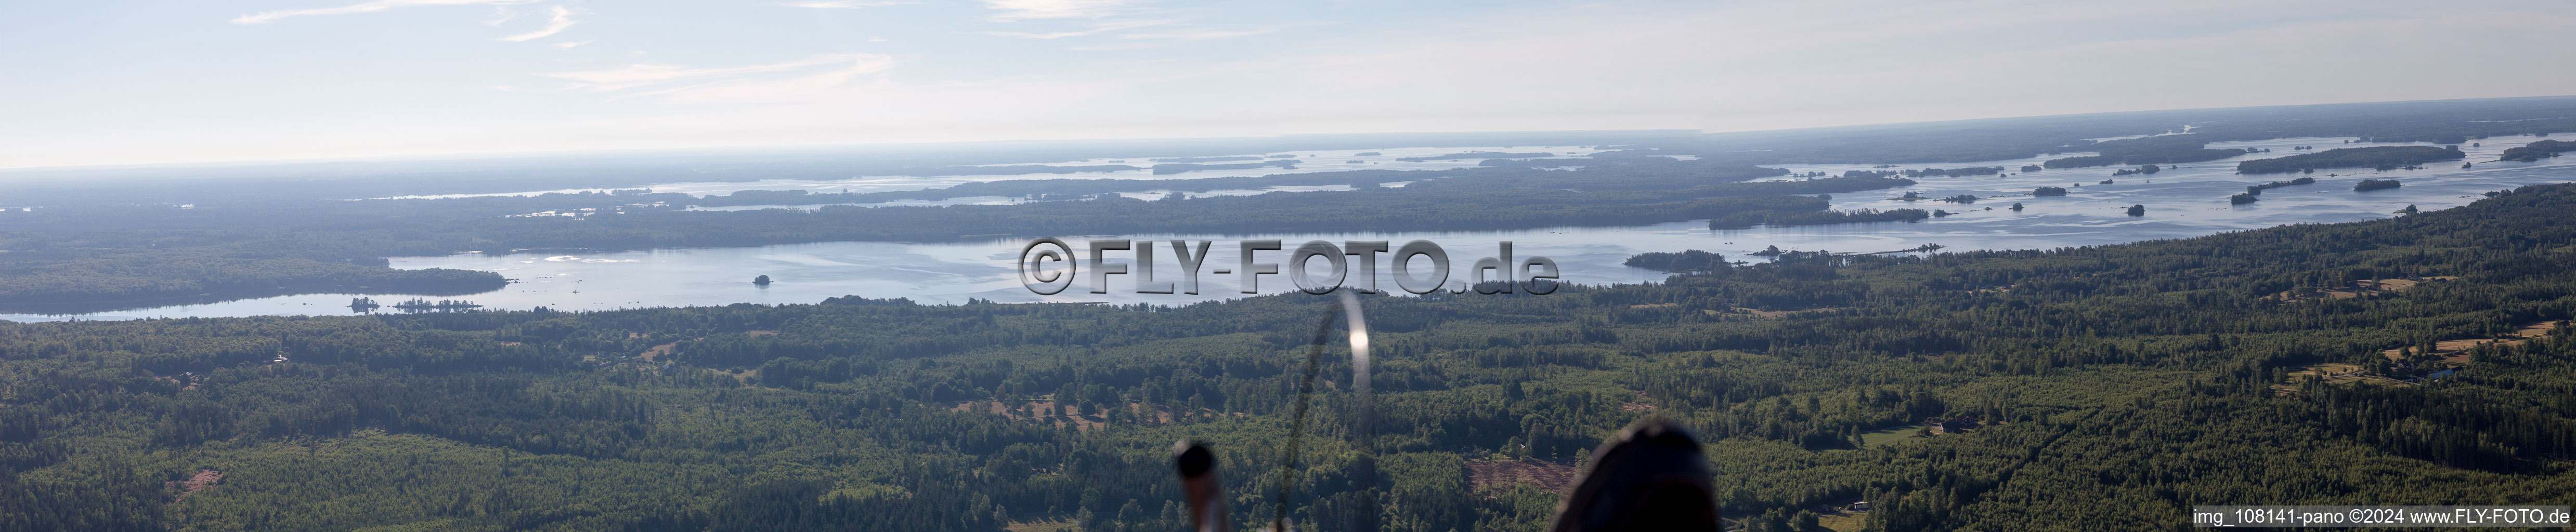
[{"xmin": 1857, "ymin": 424, "xmax": 1928, "ymax": 447}]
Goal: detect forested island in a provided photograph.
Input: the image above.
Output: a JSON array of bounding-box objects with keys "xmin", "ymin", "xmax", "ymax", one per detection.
[
  {"xmin": 1900, "ymin": 167, "xmax": 2001, "ymax": 178},
  {"xmin": 1621, "ymin": 249, "xmax": 1733, "ymax": 271},
  {"xmin": 6, "ymin": 184, "xmax": 2576, "ymax": 530},
  {"xmin": 2354, "ymin": 179, "xmax": 2403, "ymax": 191},
  {"xmin": 2235, "ymin": 146, "xmax": 2467, "ymax": 174},
  {"xmin": 2244, "ymin": 176, "xmax": 2318, "ymax": 195},
  {"xmin": 2501, "ymin": 139, "xmax": 2571, "ymax": 162}
]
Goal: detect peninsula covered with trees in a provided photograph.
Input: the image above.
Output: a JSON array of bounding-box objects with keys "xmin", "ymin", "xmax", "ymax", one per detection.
[
  {"xmin": 2501, "ymin": 139, "xmax": 2572, "ymax": 162},
  {"xmin": 2235, "ymin": 146, "xmax": 2467, "ymax": 174}
]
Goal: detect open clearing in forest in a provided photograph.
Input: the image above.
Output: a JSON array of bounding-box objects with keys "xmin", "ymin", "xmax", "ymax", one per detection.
[
  {"xmin": 1003, "ymin": 520, "xmax": 1076, "ymax": 532},
  {"xmin": 2377, "ymin": 321, "xmax": 2559, "ymax": 362},
  {"xmin": 2265, "ymin": 276, "xmax": 2451, "ymax": 302},
  {"xmin": 2276, "ymin": 320, "xmax": 2562, "ymax": 395},
  {"xmin": 1466, "ymin": 459, "xmax": 1578, "ymax": 492},
  {"xmin": 1859, "ymin": 425, "xmax": 1928, "ymax": 447}
]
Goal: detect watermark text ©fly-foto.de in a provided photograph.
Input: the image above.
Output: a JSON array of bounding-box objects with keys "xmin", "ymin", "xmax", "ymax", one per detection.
[{"xmin": 1018, "ymin": 239, "xmax": 1559, "ymax": 296}]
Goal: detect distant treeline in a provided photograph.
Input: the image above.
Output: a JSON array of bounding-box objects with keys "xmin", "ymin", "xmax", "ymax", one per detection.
[
  {"xmin": 693, "ymin": 168, "xmax": 1454, "ymax": 207},
  {"xmin": 1398, "ymin": 151, "xmax": 1554, "ymax": 162},
  {"xmin": 1152, "ymin": 160, "xmax": 1300, "ymax": 175},
  {"xmin": 1838, "ymin": 168, "xmax": 1993, "ymax": 178},
  {"xmin": 2045, "ymin": 135, "xmax": 2249, "ymax": 167},
  {"xmin": 1707, "ymin": 208, "xmax": 1930, "ymax": 230},
  {"xmin": 2236, "ymin": 146, "xmax": 2466, "ymax": 174}
]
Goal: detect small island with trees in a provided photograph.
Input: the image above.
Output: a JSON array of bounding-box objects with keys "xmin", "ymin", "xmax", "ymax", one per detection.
[
  {"xmin": 753, "ymin": 275, "xmax": 772, "ymax": 285},
  {"xmin": 2354, "ymin": 179, "xmax": 2403, "ymax": 191},
  {"xmin": 2033, "ymin": 187, "xmax": 2068, "ymax": 196},
  {"xmin": 1622, "ymin": 249, "xmax": 1732, "ymax": 272}
]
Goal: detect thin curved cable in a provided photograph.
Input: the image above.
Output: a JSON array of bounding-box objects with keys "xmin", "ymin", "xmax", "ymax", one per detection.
[{"xmin": 1269, "ymin": 291, "xmax": 1373, "ymax": 532}]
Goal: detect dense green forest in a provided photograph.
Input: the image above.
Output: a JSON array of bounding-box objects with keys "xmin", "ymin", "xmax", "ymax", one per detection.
[
  {"xmin": 2236, "ymin": 147, "xmax": 2468, "ymax": 174},
  {"xmin": 6, "ymin": 183, "xmax": 2576, "ymax": 531}
]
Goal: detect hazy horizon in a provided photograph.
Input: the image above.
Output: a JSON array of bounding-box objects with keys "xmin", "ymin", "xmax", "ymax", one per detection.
[
  {"xmin": 8, "ymin": 95, "xmax": 2573, "ymax": 174},
  {"xmin": 8, "ymin": 0, "xmax": 2575, "ymax": 168}
]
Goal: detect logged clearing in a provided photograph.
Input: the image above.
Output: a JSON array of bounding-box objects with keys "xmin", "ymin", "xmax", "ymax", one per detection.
[
  {"xmin": 2266, "ymin": 276, "xmax": 2450, "ymax": 302},
  {"xmin": 951, "ymin": 400, "xmax": 1229, "ymax": 430},
  {"xmin": 2378, "ymin": 321, "xmax": 2560, "ymax": 362},
  {"xmin": 167, "ymin": 469, "xmax": 223, "ymax": 503},
  {"xmin": 2276, "ymin": 320, "xmax": 2561, "ymax": 395},
  {"xmin": 1818, "ymin": 510, "xmax": 1870, "ymax": 531},
  {"xmin": 1699, "ymin": 307, "xmax": 1843, "ymax": 319},
  {"xmin": 1467, "ymin": 459, "xmax": 1578, "ymax": 492},
  {"xmin": 1003, "ymin": 520, "xmax": 1076, "ymax": 532},
  {"xmin": 638, "ymin": 342, "xmax": 678, "ymax": 361}
]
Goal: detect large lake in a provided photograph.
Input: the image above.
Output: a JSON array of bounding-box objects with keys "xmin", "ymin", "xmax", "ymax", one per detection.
[{"xmin": 10, "ymin": 135, "xmax": 2572, "ymax": 322}]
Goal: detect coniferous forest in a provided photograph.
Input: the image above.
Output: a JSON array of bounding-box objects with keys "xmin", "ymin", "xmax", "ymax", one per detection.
[{"xmin": 6, "ymin": 181, "xmax": 2576, "ymax": 531}]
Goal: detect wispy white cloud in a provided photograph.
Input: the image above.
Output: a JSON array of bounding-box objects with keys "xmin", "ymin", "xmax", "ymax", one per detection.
[
  {"xmin": 980, "ymin": 0, "xmax": 1128, "ymax": 20},
  {"xmin": 1116, "ymin": 28, "xmax": 1276, "ymax": 40},
  {"xmin": 974, "ymin": 18, "xmax": 1166, "ymax": 38},
  {"xmin": 776, "ymin": 1, "xmax": 915, "ymax": 8},
  {"xmin": 498, "ymin": 5, "xmax": 578, "ymax": 42},
  {"xmin": 231, "ymin": 0, "xmax": 535, "ymax": 24},
  {"xmin": 479, "ymin": 6, "xmax": 520, "ymax": 26},
  {"xmin": 543, "ymin": 53, "xmax": 896, "ymax": 96},
  {"xmin": 552, "ymin": 39, "xmax": 593, "ymax": 48}
]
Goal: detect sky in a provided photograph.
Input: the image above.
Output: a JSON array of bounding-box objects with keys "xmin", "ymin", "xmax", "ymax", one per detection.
[{"xmin": 3, "ymin": 0, "xmax": 2573, "ymax": 168}]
